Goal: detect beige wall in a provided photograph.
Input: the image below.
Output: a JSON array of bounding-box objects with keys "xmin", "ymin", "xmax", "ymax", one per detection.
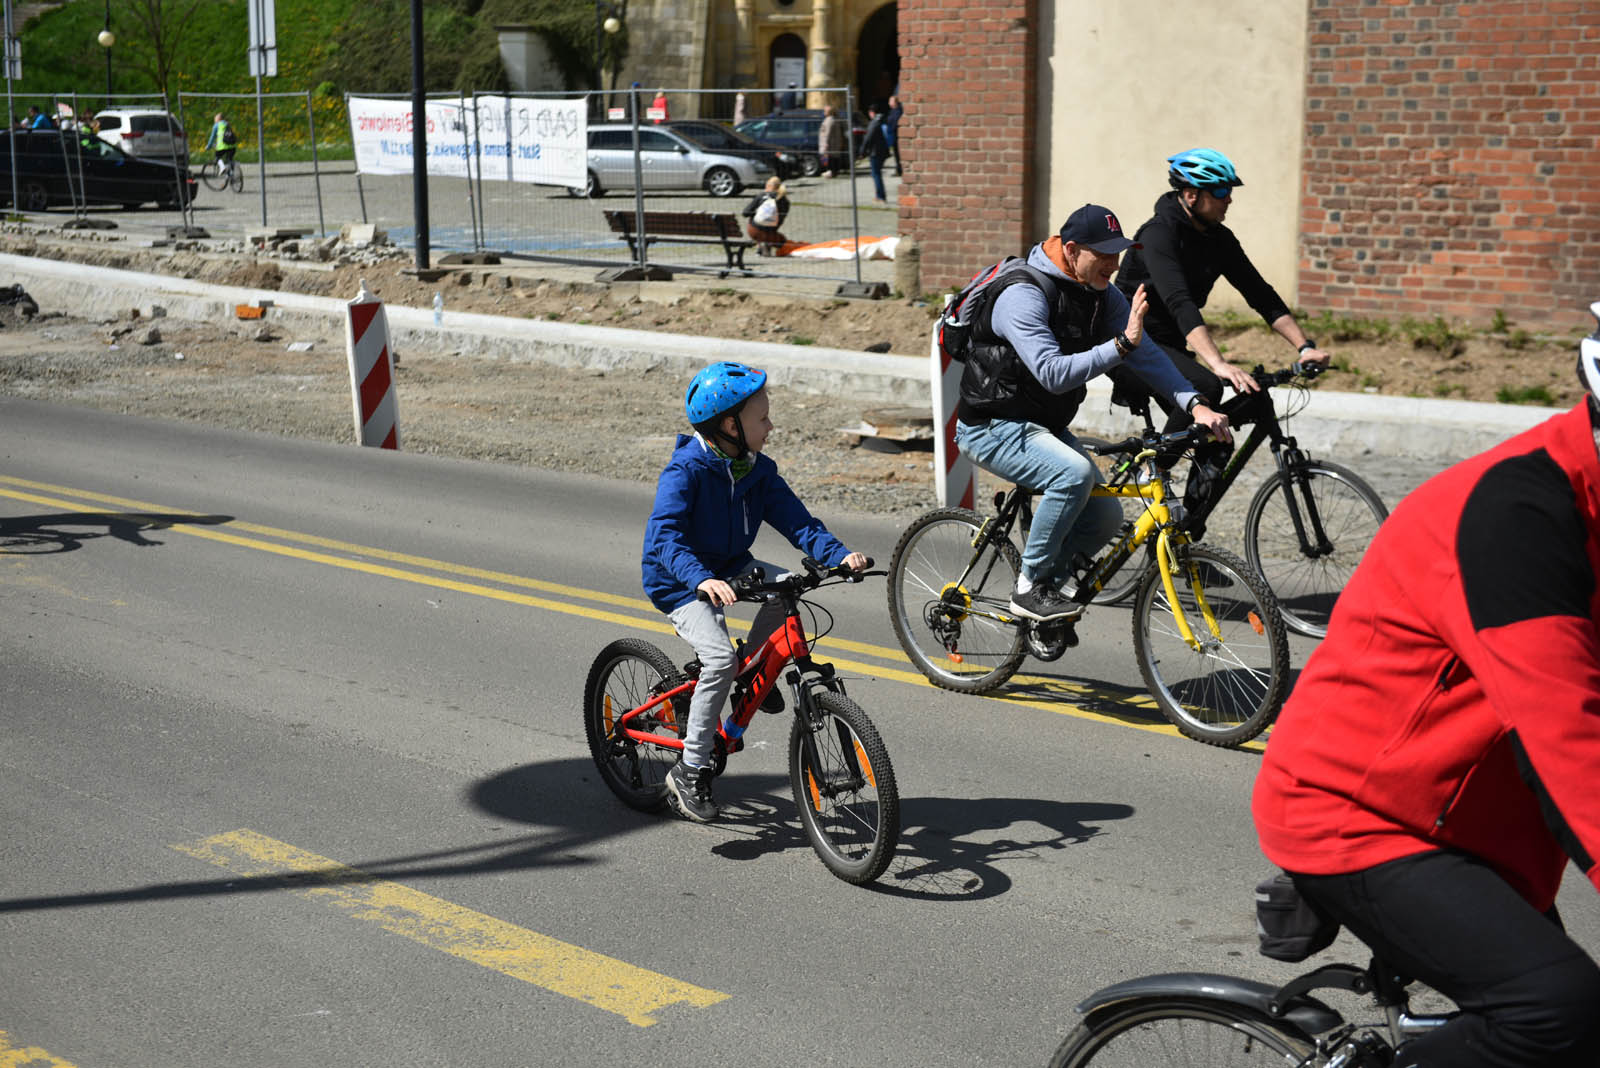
[{"xmin": 1035, "ymin": 0, "xmax": 1309, "ymax": 311}]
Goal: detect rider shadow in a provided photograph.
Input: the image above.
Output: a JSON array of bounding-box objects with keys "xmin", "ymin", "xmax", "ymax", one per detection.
[
  {"xmin": 1004, "ymin": 672, "xmax": 1171, "ymax": 731},
  {"xmin": 0, "ymin": 511, "xmax": 235, "ymax": 554},
  {"xmin": 873, "ymin": 795, "xmax": 1134, "ymax": 901}
]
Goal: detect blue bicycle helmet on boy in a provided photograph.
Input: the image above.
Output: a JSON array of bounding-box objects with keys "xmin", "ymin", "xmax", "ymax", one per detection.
[
  {"xmin": 684, "ymin": 360, "xmax": 767, "ymax": 427},
  {"xmin": 1167, "ymin": 148, "xmax": 1244, "ymax": 192}
]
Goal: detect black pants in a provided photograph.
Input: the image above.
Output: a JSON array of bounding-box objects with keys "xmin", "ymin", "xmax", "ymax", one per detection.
[{"xmin": 1294, "ymin": 850, "xmax": 1600, "ymax": 1067}]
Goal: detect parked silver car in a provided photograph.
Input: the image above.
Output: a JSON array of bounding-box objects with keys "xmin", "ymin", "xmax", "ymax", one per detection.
[{"xmin": 568, "ymin": 124, "xmax": 771, "ymax": 199}]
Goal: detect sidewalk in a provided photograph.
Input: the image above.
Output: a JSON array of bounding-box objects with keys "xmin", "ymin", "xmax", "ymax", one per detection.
[{"xmin": 0, "ymin": 245, "xmax": 1563, "ymax": 465}]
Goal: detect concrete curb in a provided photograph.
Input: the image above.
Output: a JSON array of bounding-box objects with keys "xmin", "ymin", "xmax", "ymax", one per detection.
[{"xmin": 0, "ymin": 250, "xmax": 1564, "ymax": 462}]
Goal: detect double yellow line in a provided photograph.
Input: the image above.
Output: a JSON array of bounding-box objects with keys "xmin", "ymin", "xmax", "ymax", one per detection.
[{"xmin": 0, "ymin": 473, "xmax": 1202, "ymax": 739}]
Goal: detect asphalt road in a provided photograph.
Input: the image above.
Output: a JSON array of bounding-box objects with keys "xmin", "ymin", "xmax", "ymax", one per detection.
[{"xmin": 3, "ymin": 398, "xmax": 1596, "ymax": 1068}]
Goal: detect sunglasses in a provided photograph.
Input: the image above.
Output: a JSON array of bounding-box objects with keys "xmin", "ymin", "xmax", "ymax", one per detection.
[{"xmin": 1202, "ymin": 184, "xmax": 1234, "ymax": 199}]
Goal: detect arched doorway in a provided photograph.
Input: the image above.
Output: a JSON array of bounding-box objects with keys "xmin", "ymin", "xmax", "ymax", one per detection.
[
  {"xmin": 855, "ymin": 4, "xmax": 898, "ymax": 111},
  {"xmin": 769, "ymin": 32, "xmax": 806, "ymax": 112}
]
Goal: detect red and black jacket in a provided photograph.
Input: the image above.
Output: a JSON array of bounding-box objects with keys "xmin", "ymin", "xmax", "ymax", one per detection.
[{"xmin": 1253, "ymin": 400, "xmax": 1600, "ymax": 911}]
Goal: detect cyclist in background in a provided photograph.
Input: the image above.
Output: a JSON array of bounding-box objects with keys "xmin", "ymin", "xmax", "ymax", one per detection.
[
  {"xmin": 1252, "ymin": 305, "xmax": 1600, "ymax": 1067},
  {"xmin": 1112, "ymin": 148, "xmax": 1331, "ymax": 521},
  {"xmin": 954, "ymin": 203, "xmax": 1230, "ymax": 624},
  {"xmin": 204, "ymin": 113, "xmax": 237, "ymax": 177}
]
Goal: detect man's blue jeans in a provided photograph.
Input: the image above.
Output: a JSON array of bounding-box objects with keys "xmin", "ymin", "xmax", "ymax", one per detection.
[
  {"xmin": 869, "ymin": 154, "xmax": 887, "ymax": 201},
  {"xmin": 955, "ymin": 418, "xmax": 1123, "ymax": 587}
]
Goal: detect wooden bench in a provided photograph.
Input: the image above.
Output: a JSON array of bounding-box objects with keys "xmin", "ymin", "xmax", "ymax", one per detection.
[{"xmin": 602, "ymin": 210, "xmax": 754, "ymax": 276}]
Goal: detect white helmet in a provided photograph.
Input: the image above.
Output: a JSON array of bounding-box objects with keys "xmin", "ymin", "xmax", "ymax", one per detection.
[{"xmin": 1580, "ymin": 300, "xmax": 1600, "ymax": 401}]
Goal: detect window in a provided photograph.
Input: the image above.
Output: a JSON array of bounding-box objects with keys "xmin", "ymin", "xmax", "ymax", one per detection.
[
  {"xmin": 589, "ymin": 130, "xmax": 631, "ymax": 149},
  {"xmin": 637, "ymin": 130, "xmax": 678, "ymax": 152},
  {"xmin": 98, "ymin": 116, "xmax": 122, "ymax": 131}
]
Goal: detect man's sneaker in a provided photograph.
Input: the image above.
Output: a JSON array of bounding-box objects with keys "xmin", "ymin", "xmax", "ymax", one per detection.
[
  {"xmin": 665, "ymin": 761, "xmax": 719, "ymax": 823},
  {"xmin": 1009, "ymin": 584, "xmax": 1083, "ymax": 622}
]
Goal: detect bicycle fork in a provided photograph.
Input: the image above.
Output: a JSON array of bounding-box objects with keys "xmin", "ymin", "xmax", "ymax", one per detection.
[
  {"xmin": 790, "ymin": 669, "xmax": 873, "ymax": 811},
  {"xmin": 1275, "ymin": 443, "xmax": 1336, "ymax": 559}
]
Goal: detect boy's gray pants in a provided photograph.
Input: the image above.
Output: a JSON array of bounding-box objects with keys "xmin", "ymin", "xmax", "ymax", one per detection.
[{"xmin": 667, "ymin": 570, "xmax": 787, "ymax": 770}]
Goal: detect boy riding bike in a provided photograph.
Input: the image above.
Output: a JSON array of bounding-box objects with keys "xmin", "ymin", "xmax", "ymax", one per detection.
[
  {"xmin": 642, "ymin": 361, "xmax": 868, "ymax": 823},
  {"xmin": 1251, "ymin": 304, "xmax": 1600, "ymax": 1066}
]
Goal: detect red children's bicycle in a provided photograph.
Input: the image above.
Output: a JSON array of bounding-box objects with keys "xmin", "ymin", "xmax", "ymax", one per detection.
[{"xmin": 583, "ymin": 557, "xmax": 899, "ymax": 885}]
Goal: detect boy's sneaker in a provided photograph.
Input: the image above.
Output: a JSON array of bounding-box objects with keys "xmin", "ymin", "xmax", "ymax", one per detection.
[
  {"xmin": 665, "ymin": 761, "xmax": 719, "ymax": 823},
  {"xmin": 759, "ymin": 688, "xmax": 785, "ymax": 714},
  {"xmin": 1009, "ymin": 583, "xmax": 1083, "ymax": 622}
]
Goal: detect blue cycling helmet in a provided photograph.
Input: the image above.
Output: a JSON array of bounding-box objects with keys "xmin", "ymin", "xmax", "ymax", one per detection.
[
  {"xmin": 684, "ymin": 360, "xmax": 767, "ymax": 427},
  {"xmin": 1167, "ymin": 148, "xmax": 1244, "ymax": 192}
]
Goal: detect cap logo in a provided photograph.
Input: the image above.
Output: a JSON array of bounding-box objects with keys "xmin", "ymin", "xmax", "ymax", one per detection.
[{"xmin": 1105, "ymin": 214, "xmax": 1120, "ymax": 233}]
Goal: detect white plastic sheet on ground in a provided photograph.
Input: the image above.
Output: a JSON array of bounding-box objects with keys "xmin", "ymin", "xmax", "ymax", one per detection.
[{"xmin": 782, "ymin": 235, "xmax": 899, "ymax": 261}]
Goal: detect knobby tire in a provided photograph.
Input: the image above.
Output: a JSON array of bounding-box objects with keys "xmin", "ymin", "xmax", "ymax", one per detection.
[
  {"xmin": 583, "ymin": 637, "xmax": 687, "ymax": 811},
  {"xmin": 789, "ymin": 691, "xmax": 899, "ymax": 884}
]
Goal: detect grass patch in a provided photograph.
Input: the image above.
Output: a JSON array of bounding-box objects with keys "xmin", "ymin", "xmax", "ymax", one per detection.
[
  {"xmin": 1298, "ymin": 309, "xmax": 1395, "ymax": 344},
  {"xmin": 1400, "ymin": 315, "xmax": 1468, "ymax": 356},
  {"xmin": 787, "ymin": 336, "xmax": 816, "ymax": 346},
  {"xmin": 1496, "ymin": 385, "xmax": 1556, "ymax": 405}
]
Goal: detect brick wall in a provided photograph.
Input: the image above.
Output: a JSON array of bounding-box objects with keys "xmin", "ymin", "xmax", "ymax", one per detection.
[
  {"xmin": 1300, "ymin": 1, "xmax": 1600, "ymax": 329},
  {"xmin": 898, "ymin": 0, "xmax": 1039, "ymax": 292}
]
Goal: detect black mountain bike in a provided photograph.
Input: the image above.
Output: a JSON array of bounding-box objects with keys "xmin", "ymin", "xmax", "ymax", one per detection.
[{"xmin": 1081, "ymin": 363, "xmax": 1388, "ymax": 638}]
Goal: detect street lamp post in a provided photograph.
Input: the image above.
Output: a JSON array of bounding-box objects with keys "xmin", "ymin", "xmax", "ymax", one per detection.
[
  {"xmin": 593, "ymin": 2, "xmax": 621, "ymax": 118},
  {"xmin": 97, "ymin": 0, "xmax": 113, "ymax": 111}
]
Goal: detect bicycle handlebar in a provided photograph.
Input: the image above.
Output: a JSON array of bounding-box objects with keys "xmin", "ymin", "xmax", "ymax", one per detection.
[
  {"xmin": 1251, "ymin": 361, "xmax": 1324, "ymax": 389},
  {"xmin": 697, "ymin": 557, "xmax": 880, "ymax": 604},
  {"xmin": 1085, "ymin": 423, "xmax": 1212, "ymax": 459}
]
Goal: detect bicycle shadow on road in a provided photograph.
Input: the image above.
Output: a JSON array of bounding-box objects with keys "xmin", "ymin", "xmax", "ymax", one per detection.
[
  {"xmin": 1000, "ymin": 671, "xmax": 1172, "ymax": 732},
  {"xmin": 0, "ymin": 510, "xmax": 234, "ymax": 554},
  {"xmin": 873, "ymin": 795, "xmax": 1134, "ymax": 902}
]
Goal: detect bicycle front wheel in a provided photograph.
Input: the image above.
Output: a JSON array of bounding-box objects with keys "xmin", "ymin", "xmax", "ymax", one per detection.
[
  {"xmin": 199, "ymin": 160, "xmax": 226, "ymax": 191},
  {"xmin": 887, "ymin": 507, "xmax": 1026, "ymax": 694},
  {"xmin": 1050, "ymin": 999, "xmax": 1313, "ymax": 1068},
  {"xmin": 1132, "ymin": 543, "xmax": 1290, "ymax": 746},
  {"xmin": 228, "ymin": 162, "xmax": 245, "ymax": 193},
  {"xmin": 583, "ymin": 637, "xmax": 687, "ymax": 811},
  {"xmin": 789, "ymin": 691, "xmax": 899, "ymax": 885},
  {"xmin": 1244, "ymin": 460, "xmax": 1388, "ymax": 639}
]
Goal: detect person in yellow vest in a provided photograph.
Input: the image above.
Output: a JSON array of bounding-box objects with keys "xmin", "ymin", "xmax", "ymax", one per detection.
[{"xmin": 203, "ymin": 113, "xmax": 238, "ymax": 175}]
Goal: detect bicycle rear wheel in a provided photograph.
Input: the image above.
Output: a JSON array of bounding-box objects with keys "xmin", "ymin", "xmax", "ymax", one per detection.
[
  {"xmin": 1050, "ymin": 999, "xmax": 1313, "ymax": 1067},
  {"xmin": 789, "ymin": 691, "xmax": 899, "ymax": 885},
  {"xmin": 1244, "ymin": 460, "xmax": 1388, "ymax": 639},
  {"xmin": 887, "ymin": 507, "xmax": 1026, "ymax": 694},
  {"xmin": 199, "ymin": 160, "xmax": 226, "ymax": 191},
  {"xmin": 1132, "ymin": 543, "xmax": 1290, "ymax": 746},
  {"xmin": 583, "ymin": 637, "xmax": 688, "ymax": 811}
]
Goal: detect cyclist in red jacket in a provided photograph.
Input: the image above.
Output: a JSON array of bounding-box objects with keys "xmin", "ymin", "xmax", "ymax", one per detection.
[{"xmin": 1252, "ymin": 303, "xmax": 1600, "ymax": 1066}]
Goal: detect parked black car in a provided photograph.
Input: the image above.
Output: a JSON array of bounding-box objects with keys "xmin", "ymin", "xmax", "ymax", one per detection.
[
  {"xmin": 733, "ymin": 110, "xmax": 869, "ymax": 177},
  {"xmin": 0, "ymin": 129, "xmax": 196, "ymax": 211},
  {"xmin": 662, "ymin": 120, "xmax": 801, "ymax": 180}
]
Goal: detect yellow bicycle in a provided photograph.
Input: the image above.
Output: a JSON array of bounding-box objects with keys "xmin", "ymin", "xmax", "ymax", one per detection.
[{"xmin": 887, "ymin": 425, "xmax": 1291, "ymax": 746}]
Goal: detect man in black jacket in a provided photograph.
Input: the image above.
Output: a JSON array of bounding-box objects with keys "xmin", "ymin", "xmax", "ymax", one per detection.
[{"xmin": 1112, "ymin": 148, "xmax": 1330, "ymax": 514}]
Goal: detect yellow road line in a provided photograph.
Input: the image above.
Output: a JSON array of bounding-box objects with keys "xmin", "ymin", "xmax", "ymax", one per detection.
[
  {"xmin": 172, "ymin": 829, "xmax": 729, "ymax": 1027},
  {"xmin": 0, "ymin": 475, "xmax": 1250, "ymax": 746},
  {"xmin": 0, "ymin": 1030, "xmax": 81, "ymax": 1067}
]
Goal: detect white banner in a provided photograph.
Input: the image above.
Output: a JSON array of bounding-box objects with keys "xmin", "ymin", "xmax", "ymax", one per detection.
[{"xmin": 347, "ymin": 95, "xmax": 585, "ymax": 188}]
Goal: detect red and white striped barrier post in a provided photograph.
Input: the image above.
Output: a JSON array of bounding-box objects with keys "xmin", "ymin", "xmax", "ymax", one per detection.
[
  {"xmin": 344, "ymin": 279, "xmax": 400, "ymax": 450},
  {"xmin": 931, "ymin": 296, "xmax": 976, "ymax": 509}
]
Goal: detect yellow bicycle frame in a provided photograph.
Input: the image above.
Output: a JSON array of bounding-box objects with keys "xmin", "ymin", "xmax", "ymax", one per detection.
[{"xmin": 1086, "ymin": 447, "xmax": 1221, "ymax": 651}]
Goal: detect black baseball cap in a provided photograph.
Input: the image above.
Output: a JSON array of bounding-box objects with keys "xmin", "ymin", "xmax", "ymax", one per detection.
[{"xmin": 1059, "ymin": 203, "xmax": 1139, "ymax": 254}]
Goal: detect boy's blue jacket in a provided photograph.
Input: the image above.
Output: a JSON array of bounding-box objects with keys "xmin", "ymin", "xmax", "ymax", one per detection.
[{"xmin": 642, "ymin": 433, "xmax": 849, "ymax": 612}]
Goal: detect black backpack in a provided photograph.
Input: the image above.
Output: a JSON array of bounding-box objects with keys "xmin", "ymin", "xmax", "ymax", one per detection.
[
  {"xmin": 937, "ymin": 257, "xmax": 1058, "ymax": 364},
  {"xmin": 222, "ymin": 126, "xmax": 239, "ymax": 146}
]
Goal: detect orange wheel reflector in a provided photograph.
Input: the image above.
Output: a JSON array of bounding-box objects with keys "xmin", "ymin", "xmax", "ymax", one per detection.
[
  {"xmin": 807, "ymin": 768, "xmax": 823, "ymax": 811},
  {"xmin": 948, "ymin": 651, "xmax": 965, "ymax": 663},
  {"xmin": 603, "ymin": 694, "xmax": 614, "ymax": 732},
  {"xmin": 1249, "ymin": 611, "xmax": 1265, "ymax": 636},
  {"xmin": 853, "ymin": 738, "xmax": 877, "ymax": 789},
  {"xmin": 661, "ymin": 703, "xmax": 677, "ymax": 728}
]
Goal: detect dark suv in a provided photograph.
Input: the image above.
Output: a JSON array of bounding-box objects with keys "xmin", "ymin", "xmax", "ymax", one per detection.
[
  {"xmin": 733, "ymin": 110, "xmax": 868, "ymax": 177},
  {"xmin": 0, "ymin": 129, "xmax": 196, "ymax": 211}
]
